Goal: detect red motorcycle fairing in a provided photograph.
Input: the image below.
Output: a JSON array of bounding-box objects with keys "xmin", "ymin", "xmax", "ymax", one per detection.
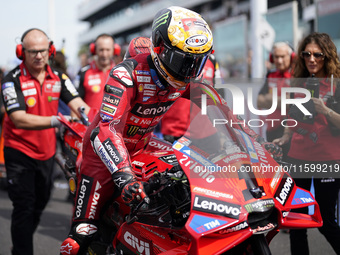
[
  {"xmin": 112, "ymin": 105, "xmax": 322, "ymax": 255},
  {"xmin": 58, "ymin": 112, "xmax": 87, "ymax": 171},
  {"xmin": 170, "ymin": 131, "xmax": 321, "ymax": 254},
  {"xmin": 56, "ymin": 105, "xmax": 322, "ymax": 254},
  {"xmin": 115, "ymin": 224, "xmax": 191, "ymax": 255}
]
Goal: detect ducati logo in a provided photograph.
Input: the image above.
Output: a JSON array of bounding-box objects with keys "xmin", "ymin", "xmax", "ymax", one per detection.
[{"xmin": 127, "ymin": 125, "xmax": 140, "ymax": 136}]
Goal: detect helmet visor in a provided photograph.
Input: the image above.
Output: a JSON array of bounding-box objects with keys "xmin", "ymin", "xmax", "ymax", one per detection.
[{"xmin": 158, "ymin": 40, "xmax": 211, "ymax": 81}]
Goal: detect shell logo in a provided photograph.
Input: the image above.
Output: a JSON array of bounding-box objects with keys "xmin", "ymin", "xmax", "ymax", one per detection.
[
  {"xmin": 91, "ymin": 85, "xmax": 101, "ymax": 93},
  {"xmin": 26, "ymin": 97, "xmax": 36, "ymax": 107},
  {"xmin": 62, "ymin": 74, "xmax": 70, "ymax": 80},
  {"xmin": 138, "ymin": 84, "xmax": 143, "ymax": 92},
  {"xmin": 69, "ymin": 177, "xmax": 76, "ymax": 194},
  {"xmin": 174, "ymin": 143, "xmax": 184, "ymax": 150}
]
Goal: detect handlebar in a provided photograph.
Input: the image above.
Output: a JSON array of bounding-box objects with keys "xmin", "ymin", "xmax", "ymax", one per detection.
[
  {"xmin": 78, "ymin": 106, "xmax": 90, "ymax": 126},
  {"xmin": 55, "ymin": 153, "xmax": 76, "ymax": 179},
  {"xmin": 126, "ymin": 198, "xmax": 149, "ymax": 224},
  {"xmin": 125, "ymin": 174, "xmax": 163, "ymax": 224}
]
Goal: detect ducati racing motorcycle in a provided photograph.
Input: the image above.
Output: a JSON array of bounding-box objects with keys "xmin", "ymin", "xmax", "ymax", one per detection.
[{"xmin": 57, "ymin": 104, "xmax": 322, "ymax": 255}]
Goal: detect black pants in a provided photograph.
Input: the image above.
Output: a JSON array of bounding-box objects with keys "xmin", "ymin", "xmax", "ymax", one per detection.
[
  {"xmin": 5, "ymin": 147, "xmax": 54, "ymax": 255},
  {"xmin": 288, "ymin": 158, "xmax": 340, "ymax": 255}
]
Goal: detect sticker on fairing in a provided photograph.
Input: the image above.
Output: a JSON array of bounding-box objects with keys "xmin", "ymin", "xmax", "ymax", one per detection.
[
  {"xmin": 275, "ymin": 176, "xmax": 294, "ymax": 206},
  {"xmin": 189, "ymin": 214, "xmax": 228, "ymax": 234},
  {"xmin": 291, "ymin": 187, "xmax": 315, "ymax": 205},
  {"xmin": 173, "ymin": 141, "xmax": 215, "ymax": 167},
  {"xmin": 234, "ymin": 129, "xmax": 259, "ymax": 163}
]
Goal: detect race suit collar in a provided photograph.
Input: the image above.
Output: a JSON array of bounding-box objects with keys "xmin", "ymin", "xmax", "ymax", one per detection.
[{"xmin": 147, "ymin": 55, "xmax": 167, "ymax": 90}]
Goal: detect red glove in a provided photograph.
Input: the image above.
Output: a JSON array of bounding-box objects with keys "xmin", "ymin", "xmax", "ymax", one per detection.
[{"xmin": 121, "ymin": 181, "xmax": 147, "ymax": 204}]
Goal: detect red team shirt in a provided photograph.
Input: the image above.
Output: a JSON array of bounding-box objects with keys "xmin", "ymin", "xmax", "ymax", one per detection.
[
  {"xmin": 75, "ymin": 60, "xmax": 115, "ymax": 111},
  {"xmin": 288, "ymin": 78, "xmax": 340, "ymax": 161},
  {"xmin": 1, "ymin": 62, "xmax": 79, "ymax": 160}
]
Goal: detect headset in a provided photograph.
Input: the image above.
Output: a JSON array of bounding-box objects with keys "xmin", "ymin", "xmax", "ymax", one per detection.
[
  {"xmin": 16, "ymin": 28, "xmax": 56, "ymax": 61},
  {"xmin": 269, "ymin": 41, "xmax": 296, "ymax": 64},
  {"xmin": 89, "ymin": 34, "xmax": 120, "ymax": 56}
]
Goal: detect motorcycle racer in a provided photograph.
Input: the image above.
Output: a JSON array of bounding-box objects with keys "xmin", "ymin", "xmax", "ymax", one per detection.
[{"xmin": 60, "ymin": 6, "xmax": 282, "ymax": 254}]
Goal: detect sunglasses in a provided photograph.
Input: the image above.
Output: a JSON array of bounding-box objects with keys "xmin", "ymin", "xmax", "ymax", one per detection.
[
  {"xmin": 25, "ymin": 49, "xmax": 49, "ymax": 58},
  {"xmin": 300, "ymin": 51, "xmax": 325, "ymax": 60}
]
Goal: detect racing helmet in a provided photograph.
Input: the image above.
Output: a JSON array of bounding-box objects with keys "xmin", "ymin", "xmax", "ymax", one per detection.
[
  {"xmin": 151, "ymin": 6, "xmax": 213, "ymax": 88},
  {"xmin": 124, "ymin": 36, "xmax": 152, "ymax": 60}
]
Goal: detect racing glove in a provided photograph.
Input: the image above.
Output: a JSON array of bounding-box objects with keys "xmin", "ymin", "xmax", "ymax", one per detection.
[
  {"xmin": 112, "ymin": 169, "xmax": 148, "ymax": 205},
  {"xmin": 121, "ymin": 181, "xmax": 147, "ymax": 204}
]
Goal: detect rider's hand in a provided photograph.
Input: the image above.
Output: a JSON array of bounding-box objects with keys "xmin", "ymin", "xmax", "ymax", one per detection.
[
  {"xmin": 121, "ymin": 181, "xmax": 147, "ymax": 204},
  {"xmin": 263, "ymin": 142, "xmax": 283, "ymax": 162}
]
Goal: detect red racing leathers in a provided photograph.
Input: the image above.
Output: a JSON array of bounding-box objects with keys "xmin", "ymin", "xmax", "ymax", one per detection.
[{"xmin": 61, "ymin": 53, "xmax": 274, "ymax": 254}]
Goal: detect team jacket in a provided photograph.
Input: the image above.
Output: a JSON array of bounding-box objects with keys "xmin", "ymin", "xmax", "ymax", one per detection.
[
  {"xmin": 74, "ymin": 60, "xmax": 115, "ymax": 111},
  {"xmin": 288, "ymin": 78, "xmax": 340, "ymax": 161},
  {"xmin": 258, "ymin": 70, "xmax": 291, "ymax": 132},
  {"xmin": 1, "ymin": 63, "xmax": 79, "ymax": 160}
]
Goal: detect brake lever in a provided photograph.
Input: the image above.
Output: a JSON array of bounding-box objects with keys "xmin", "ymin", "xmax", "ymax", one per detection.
[
  {"xmin": 126, "ymin": 198, "xmax": 148, "ymax": 224},
  {"xmin": 78, "ymin": 106, "xmax": 90, "ymax": 126}
]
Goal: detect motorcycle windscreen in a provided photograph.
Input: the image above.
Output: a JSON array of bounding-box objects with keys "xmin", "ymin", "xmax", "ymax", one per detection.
[{"xmin": 173, "ymin": 97, "xmax": 322, "ymax": 239}]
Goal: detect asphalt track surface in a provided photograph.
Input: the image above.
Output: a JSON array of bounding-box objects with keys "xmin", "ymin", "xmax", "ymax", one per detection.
[{"xmin": 0, "ymin": 179, "xmax": 336, "ymax": 255}]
